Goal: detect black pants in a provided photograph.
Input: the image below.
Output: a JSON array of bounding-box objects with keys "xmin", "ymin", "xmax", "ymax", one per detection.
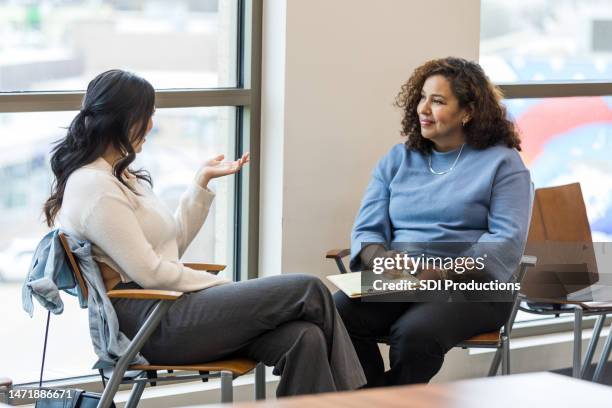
[{"xmin": 333, "ymin": 291, "xmax": 512, "ymax": 387}]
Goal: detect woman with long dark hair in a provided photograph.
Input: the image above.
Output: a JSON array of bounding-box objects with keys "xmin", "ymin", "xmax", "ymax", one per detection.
[
  {"xmin": 45, "ymin": 69, "xmax": 365, "ymax": 396},
  {"xmin": 334, "ymin": 57, "xmax": 531, "ymax": 387}
]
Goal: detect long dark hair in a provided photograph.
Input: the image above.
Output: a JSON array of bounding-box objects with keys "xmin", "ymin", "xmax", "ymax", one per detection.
[
  {"xmin": 395, "ymin": 57, "xmax": 521, "ymax": 153},
  {"xmin": 44, "ymin": 69, "xmax": 155, "ymax": 227}
]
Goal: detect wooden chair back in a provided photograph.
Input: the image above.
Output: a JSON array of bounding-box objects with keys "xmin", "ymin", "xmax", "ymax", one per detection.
[
  {"xmin": 57, "ymin": 233, "xmax": 226, "ymax": 299},
  {"xmin": 58, "ymin": 232, "xmax": 89, "ymax": 299},
  {"xmin": 522, "ymin": 183, "xmax": 598, "ymax": 299}
]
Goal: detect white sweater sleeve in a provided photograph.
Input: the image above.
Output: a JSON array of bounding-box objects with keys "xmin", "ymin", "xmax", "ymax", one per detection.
[
  {"xmin": 174, "ymin": 182, "xmax": 215, "ymax": 257},
  {"xmin": 82, "ymin": 192, "xmax": 229, "ymax": 292}
]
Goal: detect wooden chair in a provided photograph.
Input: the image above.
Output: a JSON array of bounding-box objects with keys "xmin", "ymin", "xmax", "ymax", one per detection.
[
  {"xmin": 57, "ymin": 233, "xmax": 265, "ymax": 408},
  {"xmin": 326, "ymin": 248, "xmax": 536, "ymax": 376},
  {"xmin": 518, "ymin": 183, "xmax": 612, "ymax": 381}
]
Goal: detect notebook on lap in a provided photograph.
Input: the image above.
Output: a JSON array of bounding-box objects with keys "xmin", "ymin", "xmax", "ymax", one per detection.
[{"xmin": 326, "ymin": 271, "xmax": 420, "ymax": 298}]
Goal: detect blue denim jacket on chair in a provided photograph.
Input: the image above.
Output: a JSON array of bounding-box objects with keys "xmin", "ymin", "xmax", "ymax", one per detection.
[{"xmin": 22, "ymin": 229, "xmax": 148, "ymax": 369}]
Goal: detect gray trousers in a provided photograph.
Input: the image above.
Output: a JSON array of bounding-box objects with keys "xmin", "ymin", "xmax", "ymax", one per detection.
[{"xmin": 111, "ymin": 274, "xmax": 366, "ymax": 396}]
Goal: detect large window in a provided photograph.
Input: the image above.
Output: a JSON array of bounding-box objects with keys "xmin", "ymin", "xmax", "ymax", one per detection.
[
  {"xmin": 481, "ymin": 0, "xmax": 612, "ymax": 325},
  {"xmin": 0, "ymin": 0, "xmax": 261, "ymax": 384},
  {"xmin": 481, "ymin": 0, "xmax": 612, "ymax": 83},
  {"xmin": 0, "ymin": 0, "xmax": 238, "ymax": 91}
]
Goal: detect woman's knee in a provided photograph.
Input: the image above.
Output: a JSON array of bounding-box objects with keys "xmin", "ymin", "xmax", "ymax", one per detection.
[
  {"xmin": 293, "ymin": 322, "xmax": 327, "ymax": 351},
  {"xmin": 270, "ymin": 273, "xmax": 331, "ymax": 303},
  {"xmin": 294, "ymin": 273, "xmax": 327, "ymax": 289},
  {"xmin": 292, "ymin": 273, "xmax": 334, "ymax": 302},
  {"xmin": 284, "ymin": 273, "xmax": 325, "ymax": 292}
]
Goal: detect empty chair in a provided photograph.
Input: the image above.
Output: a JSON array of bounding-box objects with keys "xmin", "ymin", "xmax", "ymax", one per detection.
[{"xmin": 520, "ymin": 182, "xmax": 612, "ymax": 381}]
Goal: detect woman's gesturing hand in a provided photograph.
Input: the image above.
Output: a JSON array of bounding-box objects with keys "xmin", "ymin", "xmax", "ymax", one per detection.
[{"xmin": 196, "ymin": 152, "xmax": 250, "ymax": 188}]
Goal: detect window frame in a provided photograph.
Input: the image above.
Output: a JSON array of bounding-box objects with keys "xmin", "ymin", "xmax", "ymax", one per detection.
[
  {"xmin": 499, "ymin": 81, "xmax": 612, "ymax": 98},
  {"xmin": 0, "ymin": 0, "xmax": 262, "ymax": 390}
]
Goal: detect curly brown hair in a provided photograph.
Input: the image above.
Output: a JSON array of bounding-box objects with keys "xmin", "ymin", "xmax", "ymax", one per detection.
[{"xmin": 395, "ymin": 57, "xmax": 521, "ymax": 153}]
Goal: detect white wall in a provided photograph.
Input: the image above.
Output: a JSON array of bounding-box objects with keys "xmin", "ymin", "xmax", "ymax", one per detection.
[{"xmin": 260, "ymin": 0, "xmax": 481, "ymax": 278}]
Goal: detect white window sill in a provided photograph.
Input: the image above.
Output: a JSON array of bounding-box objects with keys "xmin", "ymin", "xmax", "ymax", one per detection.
[{"xmin": 470, "ymin": 324, "xmax": 612, "ymax": 355}]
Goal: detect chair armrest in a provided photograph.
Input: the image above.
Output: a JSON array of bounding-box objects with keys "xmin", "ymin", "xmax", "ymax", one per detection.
[
  {"xmin": 325, "ymin": 249, "xmax": 350, "ymax": 259},
  {"xmin": 107, "ymin": 289, "xmax": 183, "ymax": 300},
  {"xmin": 520, "ymin": 255, "xmax": 537, "ymax": 267},
  {"xmin": 183, "ymin": 263, "xmax": 226, "ymax": 275}
]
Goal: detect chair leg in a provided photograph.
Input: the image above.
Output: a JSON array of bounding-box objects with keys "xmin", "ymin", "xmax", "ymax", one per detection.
[
  {"xmin": 581, "ymin": 313, "xmax": 605, "ymax": 379},
  {"xmin": 501, "ymin": 335, "xmax": 510, "ymax": 375},
  {"xmin": 573, "ymin": 307, "xmax": 583, "ymax": 378},
  {"xmin": 488, "ymin": 348, "xmax": 502, "ymax": 376},
  {"xmin": 98, "ymin": 300, "xmax": 172, "ymax": 408},
  {"xmin": 255, "ymin": 362, "xmax": 266, "ymax": 400},
  {"xmin": 146, "ymin": 370, "xmax": 157, "ymax": 387},
  {"xmin": 220, "ymin": 371, "xmax": 233, "ymax": 403},
  {"xmin": 593, "ymin": 322, "xmax": 612, "ymax": 383},
  {"xmin": 124, "ymin": 380, "xmax": 147, "ymax": 408}
]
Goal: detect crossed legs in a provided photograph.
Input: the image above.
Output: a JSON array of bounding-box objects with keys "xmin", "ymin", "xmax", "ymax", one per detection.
[{"xmin": 112, "ymin": 274, "xmax": 366, "ymax": 396}]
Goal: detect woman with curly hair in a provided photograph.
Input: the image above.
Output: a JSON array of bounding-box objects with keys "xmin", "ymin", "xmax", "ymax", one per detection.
[{"xmin": 334, "ymin": 57, "xmax": 531, "ymax": 387}]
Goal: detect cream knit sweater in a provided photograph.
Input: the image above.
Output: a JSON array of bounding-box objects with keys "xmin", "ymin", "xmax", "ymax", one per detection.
[{"xmin": 57, "ymin": 157, "xmax": 230, "ymax": 292}]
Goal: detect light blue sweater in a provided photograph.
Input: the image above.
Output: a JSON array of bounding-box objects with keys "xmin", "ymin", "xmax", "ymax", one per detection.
[{"xmin": 350, "ymin": 143, "xmax": 531, "ymax": 282}]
